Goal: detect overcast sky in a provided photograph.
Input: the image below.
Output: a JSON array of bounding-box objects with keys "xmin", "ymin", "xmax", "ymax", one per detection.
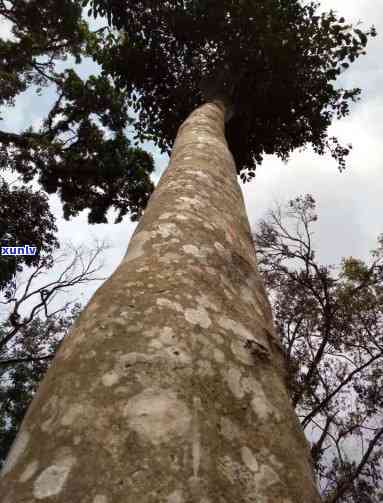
[{"xmin": 1, "ymin": 0, "xmax": 382, "ymax": 311}]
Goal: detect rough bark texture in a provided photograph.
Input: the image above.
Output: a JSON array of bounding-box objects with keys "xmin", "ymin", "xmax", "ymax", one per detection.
[{"xmin": 0, "ymin": 102, "xmax": 321, "ymax": 502}]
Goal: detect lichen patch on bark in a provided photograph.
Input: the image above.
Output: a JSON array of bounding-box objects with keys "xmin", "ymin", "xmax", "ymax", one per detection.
[
  {"xmin": 241, "ymin": 446, "xmax": 259, "ymax": 472},
  {"xmin": 124, "ymin": 388, "xmax": 192, "ymax": 445},
  {"xmin": 225, "ymin": 366, "xmax": 244, "ymax": 399},
  {"xmin": 33, "ymin": 455, "xmax": 75, "ymax": 499},
  {"xmin": 157, "ymin": 297, "xmax": 183, "ymax": 312},
  {"xmin": 184, "ymin": 306, "xmax": 211, "ymax": 328},
  {"xmin": 101, "ymin": 371, "xmax": 120, "ymax": 387}
]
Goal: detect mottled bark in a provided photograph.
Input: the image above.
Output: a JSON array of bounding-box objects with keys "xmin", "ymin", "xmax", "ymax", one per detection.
[{"xmin": 0, "ymin": 102, "xmax": 321, "ymax": 502}]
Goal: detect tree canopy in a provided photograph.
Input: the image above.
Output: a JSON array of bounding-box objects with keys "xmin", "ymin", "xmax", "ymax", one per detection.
[
  {"xmin": 85, "ymin": 0, "xmax": 376, "ymax": 180},
  {"xmin": 0, "ymin": 0, "xmax": 155, "ymax": 225}
]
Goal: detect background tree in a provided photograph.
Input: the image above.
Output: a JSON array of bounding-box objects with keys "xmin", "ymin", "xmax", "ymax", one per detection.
[
  {"xmin": 0, "ymin": 241, "xmax": 107, "ymax": 469},
  {"xmin": 86, "ymin": 0, "xmax": 376, "ymax": 178},
  {"xmin": 0, "ymin": 0, "xmax": 154, "ymax": 225},
  {"xmin": 255, "ymin": 195, "xmax": 383, "ymax": 503}
]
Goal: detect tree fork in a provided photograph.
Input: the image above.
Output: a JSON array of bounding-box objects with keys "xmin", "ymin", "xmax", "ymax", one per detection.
[{"xmin": 0, "ymin": 102, "xmax": 321, "ymax": 502}]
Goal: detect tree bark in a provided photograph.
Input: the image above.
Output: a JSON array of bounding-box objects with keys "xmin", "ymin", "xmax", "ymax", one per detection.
[{"xmin": 0, "ymin": 102, "xmax": 321, "ymax": 502}]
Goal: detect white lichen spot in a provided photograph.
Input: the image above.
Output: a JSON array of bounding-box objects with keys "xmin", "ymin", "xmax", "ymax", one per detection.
[
  {"xmin": 183, "ymin": 244, "xmax": 203, "ymax": 258},
  {"xmin": 157, "ymin": 223, "xmax": 180, "ymax": 239},
  {"xmin": 159, "ymin": 326, "xmax": 175, "ymax": 345},
  {"xmin": 124, "ymin": 389, "xmax": 191, "ymax": 445},
  {"xmin": 194, "ymin": 170, "xmax": 210, "ymax": 180},
  {"xmin": 149, "ymin": 339, "xmax": 163, "ymax": 350},
  {"xmin": 213, "ymin": 348, "xmax": 225, "ymax": 363},
  {"xmin": 114, "ymin": 317, "xmax": 127, "ymax": 327},
  {"xmin": 19, "ymin": 460, "xmax": 39, "ymax": 483},
  {"xmin": 101, "ymin": 371, "xmax": 120, "ymax": 387},
  {"xmin": 93, "ymin": 495, "xmax": 108, "ymax": 503},
  {"xmin": 33, "ymin": 456, "xmax": 75, "ymax": 499},
  {"xmin": 202, "ymin": 221, "xmax": 215, "ymax": 232},
  {"xmin": 226, "ymin": 366, "xmax": 244, "ymax": 399},
  {"xmin": 184, "ymin": 307, "xmax": 211, "ymax": 328},
  {"xmin": 214, "ymin": 242, "xmax": 226, "ymax": 256},
  {"xmin": 241, "ymin": 446, "xmax": 259, "ymax": 472},
  {"xmin": 124, "ymin": 230, "xmax": 152, "ymax": 263},
  {"xmin": 157, "ymin": 298, "xmax": 183, "ymax": 313},
  {"xmin": 178, "ymin": 196, "xmax": 204, "ymax": 209},
  {"xmin": 1, "ymin": 430, "xmax": 30, "ymax": 476},
  {"xmin": 167, "ymin": 489, "xmax": 184, "ymax": 503},
  {"xmin": 136, "ymin": 266, "xmax": 149, "ymax": 273}
]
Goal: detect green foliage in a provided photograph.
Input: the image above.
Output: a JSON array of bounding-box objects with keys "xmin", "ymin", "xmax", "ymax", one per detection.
[
  {"xmin": 85, "ymin": 0, "xmax": 376, "ymax": 179},
  {"xmin": 0, "ymin": 0, "xmax": 155, "ymax": 226}
]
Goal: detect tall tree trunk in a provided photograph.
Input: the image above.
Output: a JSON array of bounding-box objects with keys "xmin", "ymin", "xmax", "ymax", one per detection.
[{"xmin": 0, "ymin": 102, "xmax": 321, "ymax": 502}]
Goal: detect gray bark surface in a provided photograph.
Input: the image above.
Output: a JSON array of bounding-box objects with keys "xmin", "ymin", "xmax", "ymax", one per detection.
[{"xmin": 0, "ymin": 102, "xmax": 322, "ymax": 502}]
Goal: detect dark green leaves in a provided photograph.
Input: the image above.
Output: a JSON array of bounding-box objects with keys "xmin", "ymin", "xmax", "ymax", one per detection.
[
  {"xmin": 85, "ymin": 0, "xmax": 376, "ymax": 175},
  {"xmin": 0, "ymin": 3, "xmax": 155, "ymax": 225}
]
